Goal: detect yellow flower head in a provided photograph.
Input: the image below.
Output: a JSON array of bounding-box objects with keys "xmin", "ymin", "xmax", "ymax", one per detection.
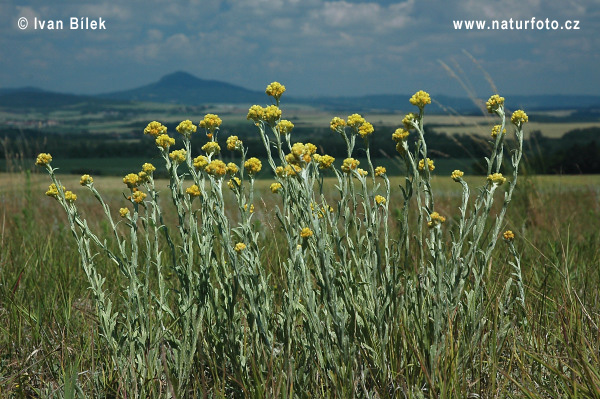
[
  {"xmin": 205, "ymin": 159, "xmax": 227, "ymax": 177},
  {"xmin": 80, "ymin": 174, "xmax": 93, "ymax": 186},
  {"xmin": 226, "ymin": 135, "xmax": 243, "ymax": 151},
  {"xmin": 375, "ymin": 166, "xmax": 387, "ymax": 177},
  {"xmin": 243, "ymin": 204, "xmax": 255, "ymax": 213},
  {"xmin": 486, "ymin": 94, "xmax": 505, "ymax": 114},
  {"xmin": 64, "ymin": 190, "xmax": 77, "ymax": 203},
  {"xmin": 234, "ymin": 242, "xmax": 247, "ymax": 253},
  {"xmin": 277, "ymin": 120, "xmax": 294, "ymax": 135},
  {"xmin": 402, "ymin": 113, "xmax": 418, "ymax": 130},
  {"xmin": 341, "ymin": 157, "xmax": 359, "ymax": 173},
  {"xmin": 138, "ymin": 171, "xmax": 149, "ymax": 183},
  {"xmin": 375, "ymin": 195, "xmax": 386, "ymax": 205},
  {"xmin": 193, "ymin": 155, "xmax": 208, "ymax": 170},
  {"xmin": 392, "ymin": 128, "xmax": 409, "ymax": 142},
  {"xmin": 186, "ymin": 184, "xmax": 201, "ymax": 197},
  {"xmin": 427, "ymin": 211, "xmax": 446, "ymax": 228},
  {"xmin": 357, "ymin": 168, "xmax": 368, "ymax": 177},
  {"xmin": 226, "ymin": 162, "xmax": 239, "ymax": 175},
  {"xmin": 315, "ymin": 154, "xmax": 335, "ymax": 169},
  {"xmin": 418, "ymin": 158, "xmax": 435, "ymax": 172},
  {"xmin": 35, "ymin": 153, "xmax": 52, "ymax": 166},
  {"xmin": 244, "ymin": 157, "xmax": 262, "ymax": 175},
  {"xmin": 300, "ymin": 227, "xmax": 313, "ymax": 239},
  {"xmin": 263, "ymin": 105, "xmax": 282, "ymax": 124},
  {"xmin": 132, "ymin": 190, "xmax": 147, "ymax": 204},
  {"xmin": 511, "ymin": 110, "xmax": 529, "ymax": 126},
  {"xmin": 451, "ymin": 170, "xmax": 464, "ymax": 182},
  {"xmin": 305, "ymin": 143, "xmax": 317, "ymax": 155},
  {"xmin": 265, "ymin": 81, "xmax": 286, "ymax": 100},
  {"xmin": 491, "ymin": 125, "xmax": 506, "ymax": 139},
  {"xmin": 169, "ymin": 149, "xmax": 187, "ymax": 164},
  {"xmin": 330, "ymin": 117, "xmax": 347, "ymax": 132},
  {"xmin": 123, "ymin": 173, "xmax": 141, "ymax": 189},
  {"xmin": 144, "ymin": 121, "xmax": 167, "ymax": 137},
  {"xmin": 156, "ymin": 134, "xmax": 175, "ymax": 149},
  {"xmin": 176, "ymin": 120, "xmax": 197, "ymax": 137},
  {"xmin": 119, "ymin": 207, "xmax": 130, "ymax": 218},
  {"xmin": 487, "ymin": 173, "xmax": 507, "ymax": 185},
  {"xmin": 227, "ymin": 177, "xmax": 241, "ymax": 190},
  {"xmin": 199, "ymin": 114, "xmax": 222, "ymax": 133},
  {"xmin": 358, "ymin": 122, "xmax": 374, "ymax": 138},
  {"xmin": 270, "ymin": 182, "xmax": 282, "ymax": 193},
  {"xmin": 201, "ymin": 141, "xmax": 221, "ymax": 155},
  {"xmin": 247, "ymin": 105, "xmax": 265, "ymax": 123},
  {"xmin": 142, "ymin": 163, "xmax": 156, "ymax": 174},
  {"xmin": 347, "ymin": 114, "xmax": 366, "ymax": 129},
  {"xmin": 409, "ymin": 90, "xmax": 432, "ymax": 108},
  {"xmin": 503, "ymin": 230, "xmax": 515, "ymax": 241},
  {"xmin": 45, "ymin": 183, "xmax": 64, "ymax": 198}
]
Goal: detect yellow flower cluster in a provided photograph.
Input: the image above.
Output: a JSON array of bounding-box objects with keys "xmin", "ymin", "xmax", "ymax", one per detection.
[
  {"xmin": 144, "ymin": 121, "xmax": 167, "ymax": 137},
  {"xmin": 123, "ymin": 173, "xmax": 141, "ymax": 189},
  {"xmin": 402, "ymin": 113, "xmax": 418, "ymax": 130},
  {"xmin": 36, "ymin": 153, "xmax": 52, "ymax": 166},
  {"xmin": 142, "ymin": 163, "xmax": 156, "ymax": 174},
  {"xmin": 186, "ymin": 184, "xmax": 201, "ymax": 197},
  {"xmin": 80, "ymin": 174, "xmax": 93, "ymax": 186},
  {"xmin": 428, "ymin": 211, "xmax": 446, "ymax": 228},
  {"xmin": 313, "ymin": 154, "xmax": 335, "ymax": 169},
  {"xmin": 392, "ymin": 128, "xmax": 409, "ymax": 142},
  {"xmin": 201, "ymin": 141, "xmax": 221, "ymax": 155},
  {"xmin": 169, "ymin": 149, "xmax": 187, "ymax": 164},
  {"xmin": 234, "ymin": 242, "xmax": 247, "ymax": 253},
  {"xmin": 409, "ymin": 90, "xmax": 432, "ymax": 108},
  {"xmin": 156, "ymin": 134, "xmax": 175, "ymax": 149},
  {"xmin": 286, "ymin": 142, "xmax": 317, "ymax": 165},
  {"xmin": 418, "ymin": 158, "xmax": 435, "ymax": 172},
  {"xmin": 503, "ymin": 230, "xmax": 515, "ymax": 241},
  {"xmin": 276, "ymin": 164, "xmax": 301, "ymax": 178},
  {"xmin": 341, "ymin": 157, "xmax": 359, "ymax": 173},
  {"xmin": 357, "ymin": 168, "xmax": 368, "ymax": 177},
  {"xmin": 45, "ymin": 183, "xmax": 64, "ymax": 198},
  {"xmin": 375, "ymin": 195, "xmax": 386, "ymax": 205},
  {"xmin": 199, "ymin": 114, "xmax": 222, "ymax": 132},
  {"xmin": 205, "ymin": 159, "xmax": 227, "ymax": 177},
  {"xmin": 244, "ymin": 157, "xmax": 262, "ymax": 175},
  {"xmin": 64, "ymin": 191, "xmax": 77, "ymax": 202},
  {"xmin": 347, "ymin": 114, "xmax": 366, "ymax": 128},
  {"xmin": 176, "ymin": 120, "xmax": 197, "ymax": 137},
  {"xmin": 358, "ymin": 122, "xmax": 374, "ymax": 138},
  {"xmin": 487, "ymin": 173, "xmax": 507, "ymax": 185},
  {"xmin": 244, "ymin": 204, "xmax": 255, "ymax": 213},
  {"xmin": 193, "ymin": 155, "xmax": 208, "ymax": 170},
  {"xmin": 132, "ymin": 191, "xmax": 146, "ymax": 204},
  {"xmin": 300, "ymin": 227, "xmax": 313, "ymax": 238},
  {"xmin": 375, "ymin": 166, "xmax": 386, "ymax": 177},
  {"xmin": 266, "ymin": 82, "xmax": 286, "ymax": 100},
  {"xmin": 486, "ymin": 94, "xmax": 505, "ymax": 113},
  {"xmin": 226, "ymin": 162, "xmax": 239, "ymax": 175},
  {"xmin": 247, "ymin": 105, "xmax": 265, "ymax": 123},
  {"xmin": 491, "ymin": 125, "xmax": 506, "ymax": 139},
  {"xmin": 270, "ymin": 182, "xmax": 282, "ymax": 193},
  {"xmin": 119, "ymin": 208, "xmax": 130, "ymax": 218},
  {"xmin": 277, "ymin": 120, "xmax": 294, "ymax": 135},
  {"xmin": 451, "ymin": 170, "xmax": 464, "ymax": 182},
  {"xmin": 330, "ymin": 117, "xmax": 347, "ymax": 131},
  {"xmin": 227, "ymin": 177, "xmax": 241, "ymax": 190},
  {"xmin": 263, "ymin": 105, "xmax": 282, "ymax": 123},
  {"xmin": 511, "ymin": 110, "xmax": 529, "ymax": 125},
  {"xmin": 226, "ymin": 135, "xmax": 243, "ymax": 151}
]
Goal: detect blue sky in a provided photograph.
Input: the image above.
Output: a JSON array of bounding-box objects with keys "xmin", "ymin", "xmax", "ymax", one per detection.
[{"xmin": 1, "ymin": 0, "xmax": 599, "ymax": 97}]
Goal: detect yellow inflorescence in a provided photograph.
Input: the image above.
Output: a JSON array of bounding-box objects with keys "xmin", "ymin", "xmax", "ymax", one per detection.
[
  {"xmin": 64, "ymin": 191, "xmax": 77, "ymax": 202},
  {"xmin": 36, "ymin": 153, "xmax": 52, "ymax": 166},
  {"xmin": 119, "ymin": 207, "xmax": 130, "ymax": 218},
  {"xmin": 186, "ymin": 184, "xmax": 201, "ymax": 197},
  {"xmin": 176, "ymin": 120, "xmax": 197, "ymax": 137},
  {"xmin": 266, "ymin": 82, "xmax": 286, "ymax": 100},
  {"xmin": 511, "ymin": 110, "xmax": 529, "ymax": 125},
  {"xmin": 357, "ymin": 168, "xmax": 368, "ymax": 177},
  {"xmin": 80, "ymin": 174, "xmax": 93, "ymax": 186},
  {"xmin": 488, "ymin": 173, "xmax": 507, "ymax": 185},
  {"xmin": 144, "ymin": 121, "xmax": 167, "ymax": 137},
  {"xmin": 427, "ymin": 211, "xmax": 446, "ymax": 228},
  {"xmin": 199, "ymin": 114, "xmax": 222, "ymax": 132},
  {"xmin": 330, "ymin": 117, "xmax": 346, "ymax": 131},
  {"xmin": 169, "ymin": 149, "xmax": 187, "ymax": 164},
  {"xmin": 451, "ymin": 170, "xmax": 464, "ymax": 182},
  {"xmin": 45, "ymin": 183, "xmax": 64, "ymax": 198},
  {"xmin": 226, "ymin": 162, "xmax": 239, "ymax": 175},
  {"xmin": 491, "ymin": 125, "xmax": 506, "ymax": 139},
  {"xmin": 226, "ymin": 135, "xmax": 243, "ymax": 151},
  {"xmin": 243, "ymin": 204, "xmax": 255, "ymax": 213},
  {"xmin": 270, "ymin": 182, "xmax": 282, "ymax": 193},
  {"xmin": 409, "ymin": 90, "xmax": 431, "ymax": 108},
  {"xmin": 358, "ymin": 122, "xmax": 374, "ymax": 138},
  {"xmin": 244, "ymin": 157, "xmax": 262, "ymax": 175},
  {"xmin": 375, "ymin": 195, "xmax": 386, "ymax": 205},
  {"xmin": 314, "ymin": 154, "xmax": 335, "ymax": 169},
  {"xmin": 402, "ymin": 113, "xmax": 418, "ymax": 130},
  {"xmin": 123, "ymin": 173, "xmax": 141, "ymax": 189},
  {"xmin": 201, "ymin": 141, "xmax": 221, "ymax": 155},
  {"xmin": 234, "ymin": 242, "xmax": 247, "ymax": 253},
  {"xmin": 278, "ymin": 120, "xmax": 294, "ymax": 135},
  {"xmin": 205, "ymin": 159, "xmax": 227, "ymax": 177},
  {"xmin": 132, "ymin": 191, "xmax": 146, "ymax": 204},
  {"xmin": 156, "ymin": 134, "xmax": 175, "ymax": 149},
  {"xmin": 503, "ymin": 230, "xmax": 515, "ymax": 241},
  {"xmin": 227, "ymin": 177, "xmax": 241, "ymax": 190},
  {"xmin": 142, "ymin": 163, "xmax": 156, "ymax": 174},
  {"xmin": 486, "ymin": 94, "xmax": 505, "ymax": 113},
  {"xmin": 300, "ymin": 227, "xmax": 313, "ymax": 238},
  {"xmin": 263, "ymin": 105, "xmax": 282, "ymax": 124},
  {"xmin": 347, "ymin": 114, "xmax": 366, "ymax": 128},
  {"xmin": 392, "ymin": 128, "xmax": 409, "ymax": 142},
  {"xmin": 375, "ymin": 166, "xmax": 386, "ymax": 177},
  {"xmin": 418, "ymin": 158, "xmax": 435, "ymax": 172},
  {"xmin": 341, "ymin": 157, "xmax": 359, "ymax": 173},
  {"xmin": 247, "ymin": 105, "xmax": 265, "ymax": 123}
]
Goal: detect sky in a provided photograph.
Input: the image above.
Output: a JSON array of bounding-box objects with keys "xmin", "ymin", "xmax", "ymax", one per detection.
[{"xmin": 1, "ymin": 0, "xmax": 599, "ymax": 98}]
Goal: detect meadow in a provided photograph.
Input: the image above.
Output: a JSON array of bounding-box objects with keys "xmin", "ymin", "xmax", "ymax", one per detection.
[{"xmin": 1, "ymin": 89, "xmax": 600, "ymax": 398}]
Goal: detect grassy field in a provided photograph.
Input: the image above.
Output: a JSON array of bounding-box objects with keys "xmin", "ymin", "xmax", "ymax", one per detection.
[{"xmin": 1, "ymin": 168, "xmax": 599, "ymax": 397}]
